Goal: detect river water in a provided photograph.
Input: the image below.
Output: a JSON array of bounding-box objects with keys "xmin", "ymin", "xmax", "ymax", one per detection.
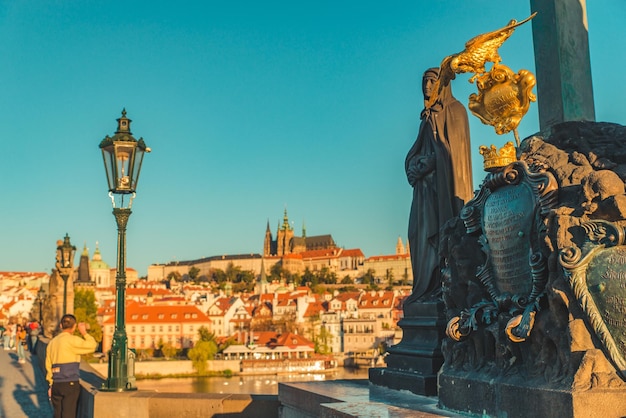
[{"xmin": 137, "ymin": 367, "xmax": 369, "ymax": 395}]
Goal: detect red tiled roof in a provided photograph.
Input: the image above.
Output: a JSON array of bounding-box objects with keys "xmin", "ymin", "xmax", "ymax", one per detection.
[
  {"xmin": 300, "ymin": 249, "xmax": 339, "ymax": 259},
  {"xmin": 247, "ymin": 331, "xmax": 314, "ymax": 349},
  {"xmin": 275, "ymin": 332, "xmax": 314, "ymax": 349},
  {"xmin": 332, "ymin": 291, "xmax": 361, "ymax": 302},
  {"xmin": 358, "ymin": 291, "xmax": 395, "ymax": 309},
  {"xmin": 282, "ymin": 253, "xmax": 303, "ymax": 260},
  {"xmin": 0, "ymin": 272, "xmax": 48, "ymax": 278},
  {"xmin": 339, "ymin": 249, "xmax": 364, "ymax": 257},
  {"xmin": 251, "ymin": 303, "xmax": 272, "ymax": 318},
  {"xmin": 365, "ymin": 254, "xmax": 410, "ymax": 262},
  {"xmin": 303, "ymin": 301, "xmax": 327, "ymax": 318},
  {"xmin": 126, "ymin": 288, "xmax": 173, "ymax": 297},
  {"xmin": 103, "ymin": 302, "xmax": 209, "ymax": 324}
]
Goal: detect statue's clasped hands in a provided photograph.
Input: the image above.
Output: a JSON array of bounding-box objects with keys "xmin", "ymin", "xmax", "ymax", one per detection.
[{"xmin": 407, "ymin": 154, "xmax": 436, "ymax": 185}]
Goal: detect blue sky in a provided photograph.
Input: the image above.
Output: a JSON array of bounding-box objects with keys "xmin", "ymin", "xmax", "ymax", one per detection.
[{"xmin": 0, "ymin": 1, "xmax": 624, "ymax": 277}]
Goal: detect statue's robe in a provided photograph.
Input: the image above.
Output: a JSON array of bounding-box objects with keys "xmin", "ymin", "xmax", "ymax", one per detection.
[{"xmin": 405, "ymin": 79, "xmax": 473, "ymax": 302}]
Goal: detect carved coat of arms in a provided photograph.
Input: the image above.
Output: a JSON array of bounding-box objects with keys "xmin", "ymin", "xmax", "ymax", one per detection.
[{"xmin": 446, "ymin": 161, "xmax": 558, "ymax": 343}]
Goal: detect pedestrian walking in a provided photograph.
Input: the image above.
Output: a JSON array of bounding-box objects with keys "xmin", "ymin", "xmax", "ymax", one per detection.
[
  {"xmin": 3, "ymin": 321, "xmax": 14, "ymax": 350},
  {"xmin": 9, "ymin": 322, "xmax": 17, "ymax": 349},
  {"xmin": 29, "ymin": 321, "xmax": 41, "ymax": 354},
  {"xmin": 15, "ymin": 324, "xmax": 27, "ymax": 364},
  {"xmin": 45, "ymin": 314, "xmax": 97, "ymax": 418}
]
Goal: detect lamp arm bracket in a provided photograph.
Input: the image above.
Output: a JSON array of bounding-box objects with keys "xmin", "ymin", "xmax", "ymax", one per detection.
[{"xmin": 109, "ymin": 192, "xmax": 136, "ymax": 209}]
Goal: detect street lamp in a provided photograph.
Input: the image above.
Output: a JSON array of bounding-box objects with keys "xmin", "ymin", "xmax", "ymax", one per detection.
[
  {"xmin": 99, "ymin": 109, "xmax": 150, "ymax": 392},
  {"xmin": 37, "ymin": 285, "xmax": 46, "ymax": 324},
  {"xmin": 56, "ymin": 234, "xmax": 76, "ymax": 316}
]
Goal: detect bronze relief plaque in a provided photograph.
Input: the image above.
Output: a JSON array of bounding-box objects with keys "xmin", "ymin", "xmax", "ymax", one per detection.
[
  {"xmin": 586, "ymin": 246, "xmax": 626, "ymax": 360},
  {"xmin": 482, "ymin": 183, "xmax": 534, "ymax": 296}
]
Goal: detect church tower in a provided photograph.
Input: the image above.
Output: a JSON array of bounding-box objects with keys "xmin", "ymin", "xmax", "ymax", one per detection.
[
  {"xmin": 276, "ymin": 208, "xmax": 294, "ymax": 256},
  {"xmin": 75, "ymin": 243, "xmax": 95, "ymax": 288},
  {"xmin": 256, "ymin": 258, "xmax": 269, "ymax": 294},
  {"xmin": 396, "ymin": 236, "xmax": 406, "ymax": 255},
  {"xmin": 77, "ymin": 243, "xmax": 91, "ymax": 282},
  {"xmin": 263, "ymin": 220, "xmax": 273, "ymax": 256},
  {"xmin": 90, "ymin": 243, "xmax": 110, "ymax": 287}
]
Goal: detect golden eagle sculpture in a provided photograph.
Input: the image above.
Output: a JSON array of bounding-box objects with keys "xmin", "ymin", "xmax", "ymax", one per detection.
[{"xmin": 427, "ymin": 12, "xmax": 536, "ymax": 108}]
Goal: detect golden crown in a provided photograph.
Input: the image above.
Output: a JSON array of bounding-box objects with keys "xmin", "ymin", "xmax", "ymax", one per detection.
[{"xmin": 479, "ymin": 141, "xmax": 517, "ymax": 171}]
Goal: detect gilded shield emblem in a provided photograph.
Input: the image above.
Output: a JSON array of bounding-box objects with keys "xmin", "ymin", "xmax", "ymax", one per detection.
[{"xmin": 468, "ymin": 63, "xmax": 536, "ymax": 136}]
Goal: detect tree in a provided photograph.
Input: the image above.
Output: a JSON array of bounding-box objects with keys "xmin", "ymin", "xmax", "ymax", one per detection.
[
  {"xmin": 188, "ymin": 341, "xmax": 218, "ymax": 374},
  {"xmin": 225, "ymin": 263, "xmax": 241, "ymax": 281},
  {"xmin": 188, "ymin": 326, "xmax": 220, "ymax": 374},
  {"xmin": 210, "ymin": 268, "xmax": 227, "ymax": 286},
  {"xmin": 210, "ymin": 265, "xmax": 256, "ymax": 293},
  {"xmin": 400, "ymin": 269, "xmax": 409, "ymax": 286},
  {"xmin": 385, "ymin": 268, "xmax": 394, "ymax": 290},
  {"xmin": 232, "ymin": 269, "xmax": 255, "ymax": 293},
  {"xmin": 161, "ymin": 342, "xmax": 178, "ymax": 359},
  {"xmin": 317, "ymin": 267, "xmax": 337, "ymax": 285},
  {"xmin": 314, "ymin": 325, "xmax": 332, "ymax": 354},
  {"xmin": 188, "ymin": 266, "xmax": 200, "ymax": 283},
  {"xmin": 301, "ymin": 268, "xmax": 318, "ymax": 287},
  {"xmin": 73, "ymin": 289, "xmax": 102, "ymax": 343},
  {"xmin": 197, "ymin": 326, "xmax": 215, "ymax": 342},
  {"xmin": 340, "ymin": 275, "xmax": 353, "ymax": 285},
  {"xmin": 359, "ymin": 269, "xmax": 375, "ymax": 285},
  {"xmin": 272, "ymin": 312, "xmax": 300, "ymax": 334},
  {"xmin": 167, "ymin": 271, "xmax": 182, "ymax": 282},
  {"xmin": 269, "ymin": 262, "xmax": 295, "ymax": 283}
]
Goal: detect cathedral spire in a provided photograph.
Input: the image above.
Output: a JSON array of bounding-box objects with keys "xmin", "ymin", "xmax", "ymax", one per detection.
[
  {"xmin": 396, "ymin": 236, "xmax": 406, "ymax": 255},
  {"xmin": 282, "ymin": 208, "xmax": 291, "ymax": 231}
]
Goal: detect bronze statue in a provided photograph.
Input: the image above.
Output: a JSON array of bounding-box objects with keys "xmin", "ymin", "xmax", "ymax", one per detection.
[{"xmin": 405, "ymin": 67, "xmax": 473, "ymax": 302}]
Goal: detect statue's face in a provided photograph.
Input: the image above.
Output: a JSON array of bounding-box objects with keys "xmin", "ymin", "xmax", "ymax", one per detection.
[{"xmin": 422, "ymin": 74, "xmax": 437, "ymax": 100}]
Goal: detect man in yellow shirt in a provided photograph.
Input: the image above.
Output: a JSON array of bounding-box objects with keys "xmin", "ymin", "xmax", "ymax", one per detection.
[{"xmin": 46, "ymin": 314, "xmax": 97, "ymax": 418}]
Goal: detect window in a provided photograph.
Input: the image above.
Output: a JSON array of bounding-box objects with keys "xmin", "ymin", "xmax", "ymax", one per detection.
[
  {"xmin": 141, "ymin": 326, "xmax": 145, "ymax": 332},
  {"xmin": 158, "ymin": 314, "xmax": 164, "ymax": 319},
  {"xmin": 159, "ymin": 326, "xmax": 163, "ymax": 332},
  {"xmin": 151, "ymin": 326, "xmax": 155, "ymax": 332},
  {"xmin": 168, "ymin": 325, "xmax": 172, "ymax": 332},
  {"xmin": 131, "ymin": 326, "xmax": 135, "ymax": 333}
]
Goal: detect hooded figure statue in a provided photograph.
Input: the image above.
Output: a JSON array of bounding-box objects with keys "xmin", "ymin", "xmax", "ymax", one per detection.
[{"xmin": 405, "ymin": 67, "xmax": 473, "ymax": 303}]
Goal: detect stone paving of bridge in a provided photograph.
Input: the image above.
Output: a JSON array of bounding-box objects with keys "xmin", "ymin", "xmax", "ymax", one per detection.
[{"xmin": 0, "ymin": 342, "xmax": 53, "ymax": 418}]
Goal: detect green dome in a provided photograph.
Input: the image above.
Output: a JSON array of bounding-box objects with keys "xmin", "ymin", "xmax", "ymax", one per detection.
[{"xmin": 90, "ymin": 243, "xmax": 110, "ymax": 270}]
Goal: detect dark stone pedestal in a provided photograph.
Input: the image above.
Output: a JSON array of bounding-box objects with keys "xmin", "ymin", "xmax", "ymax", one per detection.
[
  {"xmin": 369, "ymin": 300, "xmax": 447, "ymax": 396},
  {"xmin": 438, "ymin": 369, "xmax": 626, "ymax": 418}
]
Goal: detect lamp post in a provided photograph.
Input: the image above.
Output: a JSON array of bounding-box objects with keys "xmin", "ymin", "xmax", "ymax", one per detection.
[
  {"xmin": 56, "ymin": 234, "xmax": 76, "ymax": 316},
  {"xmin": 99, "ymin": 109, "xmax": 150, "ymax": 392},
  {"xmin": 37, "ymin": 286, "xmax": 45, "ymax": 325}
]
